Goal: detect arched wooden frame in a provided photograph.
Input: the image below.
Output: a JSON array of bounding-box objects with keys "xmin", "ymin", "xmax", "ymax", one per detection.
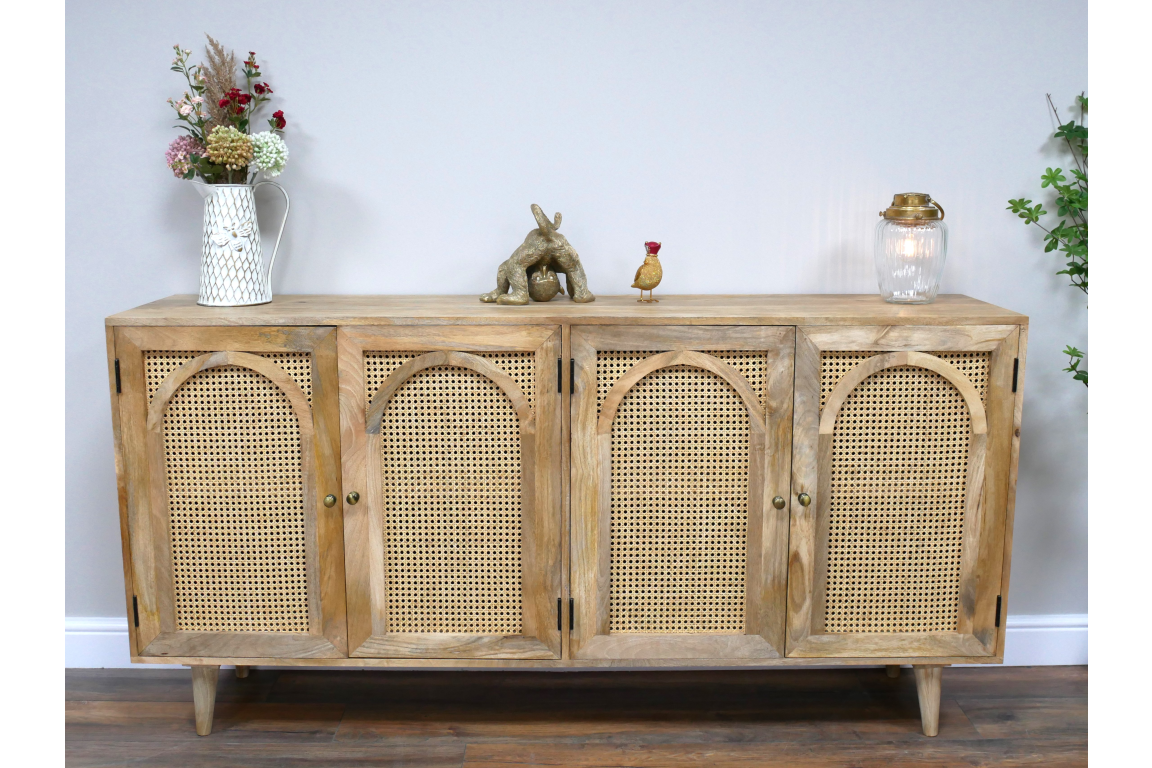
[
  {"xmin": 597, "ymin": 350, "xmax": 766, "ymax": 434},
  {"xmin": 366, "ymin": 351, "xmax": 534, "ymax": 434},
  {"xmin": 805, "ymin": 351, "xmax": 990, "ymax": 654},
  {"xmin": 143, "ymin": 351, "xmax": 331, "ymax": 652},
  {"xmin": 818, "ymin": 351, "xmax": 987, "ymax": 437},
  {"xmin": 356, "ymin": 350, "xmax": 553, "ymax": 659},
  {"xmin": 583, "ymin": 350, "xmax": 777, "ymax": 659}
]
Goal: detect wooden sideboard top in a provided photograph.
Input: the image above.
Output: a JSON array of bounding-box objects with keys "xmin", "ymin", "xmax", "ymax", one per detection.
[{"xmin": 106, "ymin": 294, "xmax": 1027, "ymax": 327}]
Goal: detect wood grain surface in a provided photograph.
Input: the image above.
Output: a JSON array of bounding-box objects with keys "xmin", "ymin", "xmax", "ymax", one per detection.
[
  {"xmin": 113, "ymin": 327, "xmax": 348, "ymax": 661},
  {"xmin": 337, "ymin": 325, "xmax": 563, "ymax": 660},
  {"xmin": 65, "ymin": 665, "xmax": 1086, "ymax": 767},
  {"xmin": 786, "ymin": 326, "xmax": 1016, "ymax": 660},
  {"xmin": 106, "ymin": 294, "xmax": 1027, "ymax": 327}
]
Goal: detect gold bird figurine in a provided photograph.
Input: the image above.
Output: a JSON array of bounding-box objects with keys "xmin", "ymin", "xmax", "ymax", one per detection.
[{"xmin": 633, "ymin": 241, "xmax": 663, "ymax": 302}]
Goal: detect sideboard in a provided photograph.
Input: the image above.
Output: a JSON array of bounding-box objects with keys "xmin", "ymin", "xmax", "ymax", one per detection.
[{"xmin": 105, "ymin": 294, "xmax": 1027, "ymax": 736}]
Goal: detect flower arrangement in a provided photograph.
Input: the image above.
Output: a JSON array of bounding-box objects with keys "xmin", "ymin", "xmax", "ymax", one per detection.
[{"xmin": 166, "ymin": 36, "xmax": 289, "ymax": 184}]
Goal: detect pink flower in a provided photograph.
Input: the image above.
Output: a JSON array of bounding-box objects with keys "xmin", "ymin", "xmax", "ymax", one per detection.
[
  {"xmin": 165, "ymin": 135, "xmax": 206, "ymax": 178},
  {"xmin": 190, "ymin": 96, "xmax": 204, "ymax": 104},
  {"xmin": 178, "ymin": 103, "xmax": 193, "ymax": 116}
]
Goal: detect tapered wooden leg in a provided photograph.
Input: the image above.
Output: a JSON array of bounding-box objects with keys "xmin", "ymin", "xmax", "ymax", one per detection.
[
  {"xmin": 913, "ymin": 665, "xmax": 943, "ymax": 737},
  {"xmin": 190, "ymin": 665, "xmax": 220, "ymax": 736},
  {"xmin": 886, "ymin": 664, "xmax": 901, "ymax": 678},
  {"xmin": 234, "ymin": 665, "xmax": 250, "ymax": 679}
]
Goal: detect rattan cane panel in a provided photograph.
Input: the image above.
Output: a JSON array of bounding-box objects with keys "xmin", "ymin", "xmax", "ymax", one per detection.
[
  {"xmin": 365, "ymin": 351, "xmax": 535, "ymax": 410},
  {"xmin": 371, "ymin": 358, "xmax": 525, "ymax": 634},
  {"xmin": 607, "ymin": 363, "xmax": 750, "ymax": 633},
  {"xmin": 145, "ymin": 351, "xmax": 312, "ymax": 403},
  {"xmin": 154, "ymin": 360, "xmax": 310, "ymax": 633},
  {"xmin": 819, "ymin": 351, "xmax": 988, "ymax": 410},
  {"xmin": 820, "ymin": 352, "xmax": 989, "ymax": 634},
  {"xmin": 596, "ymin": 350, "xmax": 767, "ymax": 413}
]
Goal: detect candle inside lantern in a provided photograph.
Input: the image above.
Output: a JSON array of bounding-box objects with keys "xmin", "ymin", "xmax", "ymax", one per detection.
[{"xmin": 875, "ymin": 193, "xmax": 948, "ymax": 304}]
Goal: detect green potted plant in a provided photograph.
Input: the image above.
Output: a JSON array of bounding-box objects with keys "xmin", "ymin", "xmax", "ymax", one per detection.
[{"xmin": 1008, "ymin": 94, "xmax": 1087, "ymax": 385}]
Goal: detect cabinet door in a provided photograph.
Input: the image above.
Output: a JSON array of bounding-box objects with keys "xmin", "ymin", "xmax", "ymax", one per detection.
[
  {"xmin": 114, "ymin": 327, "xmax": 346, "ymax": 659},
  {"xmin": 787, "ymin": 325, "xmax": 1021, "ymax": 658},
  {"xmin": 570, "ymin": 326, "xmax": 795, "ymax": 659},
  {"xmin": 339, "ymin": 326, "xmax": 563, "ymax": 658}
]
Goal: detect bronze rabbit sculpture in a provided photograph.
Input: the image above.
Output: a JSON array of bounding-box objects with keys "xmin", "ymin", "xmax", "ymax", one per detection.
[{"xmin": 480, "ymin": 204, "xmax": 595, "ymax": 304}]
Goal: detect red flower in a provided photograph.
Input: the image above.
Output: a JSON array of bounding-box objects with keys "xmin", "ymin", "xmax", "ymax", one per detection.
[
  {"xmin": 218, "ymin": 97, "xmax": 230, "ymax": 108},
  {"xmin": 272, "ymin": 109, "xmax": 286, "ymax": 129},
  {"xmin": 254, "ymin": 82, "xmax": 273, "ymax": 95}
]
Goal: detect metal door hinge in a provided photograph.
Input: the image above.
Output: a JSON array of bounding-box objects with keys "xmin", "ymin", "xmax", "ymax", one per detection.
[
  {"xmin": 557, "ymin": 358, "xmax": 563, "ymax": 394},
  {"xmin": 1012, "ymin": 358, "xmax": 1019, "ymax": 393},
  {"xmin": 570, "ymin": 359, "xmax": 575, "ymax": 394},
  {"xmin": 132, "ymin": 595, "xmax": 139, "ymax": 628},
  {"xmin": 557, "ymin": 597, "xmax": 562, "ymax": 631},
  {"xmin": 994, "ymin": 595, "xmax": 1002, "ymax": 628},
  {"xmin": 115, "ymin": 359, "xmax": 122, "ymax": 394}
]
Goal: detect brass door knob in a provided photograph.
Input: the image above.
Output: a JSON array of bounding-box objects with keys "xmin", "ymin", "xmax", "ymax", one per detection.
[
  {"xmin": 346, "ymin": 491, "xmax": 360, "ymax": 505},
  {"xmin": 797, "ymin": 493, "xmax": 812, "ymax": 507},
  {"xmin": 772, "ymin": 496, "xmax": 786, "ymax": 510},
  {"xmin": 323, "ymin": 494, "xmax": 337, "ymax": 508}
]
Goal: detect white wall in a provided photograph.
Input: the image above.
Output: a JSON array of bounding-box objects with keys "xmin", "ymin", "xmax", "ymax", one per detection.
[{"xmin": 66, "ymin": 1, "xmax": 1087, "ymax": 628}]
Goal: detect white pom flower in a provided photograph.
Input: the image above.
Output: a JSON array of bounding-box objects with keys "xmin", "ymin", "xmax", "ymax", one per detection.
[{"xmin": 250, "ymin": 131, "xmax": 289, "ymax": 178}]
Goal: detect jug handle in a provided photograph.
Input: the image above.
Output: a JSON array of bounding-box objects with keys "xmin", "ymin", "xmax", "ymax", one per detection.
[{"xmin": 253, "ymin": 181, "xmax": 290, "ymax": 289}]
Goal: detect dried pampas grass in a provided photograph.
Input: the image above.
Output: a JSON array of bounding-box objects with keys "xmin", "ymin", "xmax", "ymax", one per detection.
[{"xmin": 201, "ymin": 34, "xmax": 237, "ymax": 135}]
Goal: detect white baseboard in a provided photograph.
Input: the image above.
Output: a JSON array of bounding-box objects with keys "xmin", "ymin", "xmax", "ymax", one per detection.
[
  {"xmin": 999, "ymin": 613, "xmax": 1088, "ymax": 666},
  {"xmin": 64, "ymin": 614, "xmax": 1088, "ymax": 669},
  {"xmin": 64, "ymin": 617, "xmax": 181, "ymax": 670}
]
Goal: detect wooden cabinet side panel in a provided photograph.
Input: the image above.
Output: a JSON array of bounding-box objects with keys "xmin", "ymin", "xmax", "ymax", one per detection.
[
  {"xmin": 107, "ymin": 327, "xmax": 140, "ymax": 657},
  {"xmin": 338, "ymin": 330, "xmax": 374, "ymax": 653},
  {"xmin": 112, "ymin": 329, "xmax": 162, "ymax": 649},
  {"xmin": 560, "ymin": 324, "xmax": 572, "ymax": 660},
  {"xmin": 967, "ymin": 330, "xmax": 1019, "ymax": 650},
  {"xmin": 756, "ymin": 327, "xmax": 795, "ymax": 650},
  {"xmin": 312, "ymin": 328, "xmax": 349, "ymax": 654},
  {"xmin": 786, "ymin": 329, "xmax": 821, "ymax": 653},
  {"xmin": 569, "ymin": 331, "xmax": 602, "ymax": 655},
  {"xmin": 995, "ymin": 326, "xmax": 1027, "ymax": 657},
  {"xmin": 525, "ymin": 329, "xmax": 563, "ymax": 657}
]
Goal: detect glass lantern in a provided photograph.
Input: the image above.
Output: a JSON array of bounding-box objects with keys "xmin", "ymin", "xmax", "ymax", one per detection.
[{"xmin": 874, "ymin": 193, "xmax": 948, "ymax": 304}]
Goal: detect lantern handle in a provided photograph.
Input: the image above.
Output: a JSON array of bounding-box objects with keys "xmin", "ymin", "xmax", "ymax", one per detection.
[{"xmin": 931, "ymin": 199, "xmax": 945, "ymax": 220}]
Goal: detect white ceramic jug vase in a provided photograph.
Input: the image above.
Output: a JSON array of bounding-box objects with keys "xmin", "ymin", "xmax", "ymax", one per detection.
[{"xmin": 193, "ymin": 181, "xmax": 290, "ymax": 307}]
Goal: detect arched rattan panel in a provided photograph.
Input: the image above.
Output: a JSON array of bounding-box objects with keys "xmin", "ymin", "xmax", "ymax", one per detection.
[
  {"xmin": 816, "ymin": 352, "xmax": 988, "ymax": 635},
  {"xmin": 596, "ymin": 351, "xmax": 766, "ymax": 635},
  {"xmin": 366, "ymin": 351, "xmax": 536, "ymax": 635},
  {"xmin": 146, "ymin": 351, "xmax": 317, "ymax": 634}
]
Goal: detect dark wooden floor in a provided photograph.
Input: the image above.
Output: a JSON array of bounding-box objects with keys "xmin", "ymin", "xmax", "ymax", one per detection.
[{"xmin": 66, "ymin": 665, "xmax": 1087, "ymax": 767}]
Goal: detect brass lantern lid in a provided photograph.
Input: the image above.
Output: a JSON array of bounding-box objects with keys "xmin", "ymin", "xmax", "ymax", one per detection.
[{"xmin": 880, "ymin": 193, "xmax": 945, "ymax": 221}]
